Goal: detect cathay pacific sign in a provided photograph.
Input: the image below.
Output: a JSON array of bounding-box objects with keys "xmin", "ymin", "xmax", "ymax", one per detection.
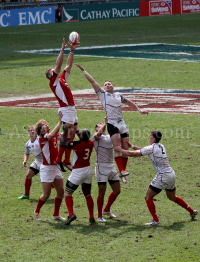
[{"xmin": 62, "ymin": 2, "xmax": 140, "ymax": 22}]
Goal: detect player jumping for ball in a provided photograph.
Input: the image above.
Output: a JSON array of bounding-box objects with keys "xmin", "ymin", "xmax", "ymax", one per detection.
[
  {"xmin": 45, "ymin": 38, "xmax": 80, "ymax": 173},
  {"xmin": 76, "ymin": 63, "xmax": 148, "ymax": 182}
]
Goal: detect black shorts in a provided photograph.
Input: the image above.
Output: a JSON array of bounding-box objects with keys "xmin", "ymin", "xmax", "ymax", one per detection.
[
  {"xmin": 107, "ymin": 123, "xmax": 129, "ymax": 138},
  {"xmin": 29, "ymin": 166, "xmax": 39, "ymax": 175}
]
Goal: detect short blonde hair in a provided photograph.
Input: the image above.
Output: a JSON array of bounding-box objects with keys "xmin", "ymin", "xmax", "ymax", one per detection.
[
  {"xmin": 28, "ymin": 125, "xmax": 35, "ymax": 132},
  {"xmin": 104, "ymin": 80, "xmax": 114, "ymax": 86}
]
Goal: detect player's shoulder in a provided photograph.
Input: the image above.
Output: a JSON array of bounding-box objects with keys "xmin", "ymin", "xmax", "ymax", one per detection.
[
  {"xmin": 89, "ymin": 140, "xmax": 94, "ymax": 145},
  {"xmin": 25, "ymin": 139, "xmax": 31, "ymax": 146}
]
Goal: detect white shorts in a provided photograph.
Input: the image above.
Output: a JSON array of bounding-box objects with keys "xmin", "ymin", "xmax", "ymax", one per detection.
[
  {"xmin": 30, "ymin": 160, "xmax": 41, "ymax": 171},
  {"xmin": 68, "ymin": 166, "xmax": 93, "ymax": 185},
  {"xmin": 40, "ymin": 164, "xmax": 63, "ymax": 183},
  {"xmin": 108, "ymin": 119, "xmax": 129, "ymax": 135},
  {"xmin": 58, "ymin": 106, "xmax": 78, "ymax": 124},
  {"xmin": 151, "ymin": 170, "xmax": 176, "ymax": 190},
  {"xmin": 95, "ymin": 163, "xmax": 119, "ymax": 183}
]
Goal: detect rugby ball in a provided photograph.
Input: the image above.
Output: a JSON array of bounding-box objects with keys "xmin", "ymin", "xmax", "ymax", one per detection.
[{"xmin": 69, "ymin": 31, "xmax": 80, "ymax": 45}]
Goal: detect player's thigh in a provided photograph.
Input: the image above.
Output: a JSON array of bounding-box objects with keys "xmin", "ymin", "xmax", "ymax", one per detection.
[
  {"xmin": 111, "ymin": 133, "xmax": 121, "ymax": 147},
  {"xmin": 27, "ymin": 167, "xmax": 37, "ymax": 179},
  {"xmin": 121, "ymin": 136, "xmax": 130, "ymax": 150},
  {"xmin": 53, "ymin": 178, "xmax": 64, "ymax": 195}
]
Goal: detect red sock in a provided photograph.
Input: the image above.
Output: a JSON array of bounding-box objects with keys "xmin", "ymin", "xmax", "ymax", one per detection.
[
  {"xmin": 25, "ymin": 178, "xmax": 32, "ymax": 196},
  {"xmin": 122, "ymin": 157, "xmax": 128, "ymax": 170},
  {"xmin": 56, "ymin": 146, "xmax": 65, "ymax": 162},
  {"xmin": 53, "ymin": 197, "xmax": 62, "ymax": 216},
  {"xmin": 35, "ymin": 198, "xmax": 45, "ymax": 214},
  {"xmin": 175, "ymin": 196, "xmax": 194, "ymax": 214},
  {"xmin": 85, "ymin": 195, "xmax": 94, "ymax": 219},
  {"xmin": 115, "ymin": 156, "xmax": 124, "ymax": 172},
  {"xmin": 104, "ymin": 192, "xmax": 117, "ymax": 212},
  {"xmin": 97, "ymin": 195, "xmax": 104, "ymax": 218},
  {"xmin": 65, "ymin": 196, "xmax": 74, "ymax": 217},
  {"xmin": 146, "ymin": 199, "xmax": 159, "ymax": 222},
  {"xmin": 64, "ymin": 149, "xmax": 72, "ymax": 164}
]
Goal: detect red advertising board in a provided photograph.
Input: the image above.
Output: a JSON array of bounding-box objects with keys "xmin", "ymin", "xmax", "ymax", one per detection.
[
  {"xmin": 181, "ymin": 0, "xmax": 200, "ymax": 13},
  {"xmin": 150, "ymin": 0, "xmax": 172, "ymax": 16}
]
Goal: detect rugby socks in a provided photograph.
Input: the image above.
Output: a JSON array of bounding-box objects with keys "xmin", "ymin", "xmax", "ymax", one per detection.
[
  {"xmin": 115, "ymin": 156, "xmax": 124, "ymax": 172},
  {"xmin": 25, "ymin": 178, "xmax": 32, "ymax": 196},
  {"xmin": 65, "ymin": 195, "xmax": 74, "ymax": 217},
  {"xmin": 53, "ymin": 197, "xmax": 62, "ymax": 216},
  {"xmin": 64, "ymin": 149, "xmax": 72, "ymax": 164},
  {"xmin": 104, "ymin": 192, "xmax": 118, "ymax": 212},
  {"xmin": 146, "ymin": 199, "xmax": 160, "ymax": 222},
  {"xmin": 56, "ymin": 146, "xmax": 65, "ymax": 162},
  {"xmin": 35, "ymin": 198, "xmax": 46, "ymax": 214},
  {"xmin": 175, "ymin": 196, "xmax": 194, "ymax": 214},
  {"xmin": 85, "ymin": 195, "xmax": 94, "ymax": 219},
  {"xmin": 97, "ymin": 195, "xmax": 104, "ymax": 218},
  {"xmin": 122, "ymin": 157, "xmax": 128, "ymax": 170}
]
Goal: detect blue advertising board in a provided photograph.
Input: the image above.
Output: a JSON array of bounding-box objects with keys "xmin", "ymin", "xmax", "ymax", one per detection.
[{"xmin": 0, "ymin": 6, "xmax": 56, "ymax": 27}]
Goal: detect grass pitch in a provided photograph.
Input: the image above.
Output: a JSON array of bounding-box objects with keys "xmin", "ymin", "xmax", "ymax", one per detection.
[{"xmin": 0, "ymin": 13, "xmax": 200, "ymax": 262}]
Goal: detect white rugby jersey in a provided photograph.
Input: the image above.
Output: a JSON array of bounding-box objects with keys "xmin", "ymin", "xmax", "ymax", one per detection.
[
  {"xmin": 93, "ymin": 134, "xmax": 114, "ymax": 164},
  {"xmin": 25, "ymin": 137, "xmax": 43, "ymax": 164},
  {"xmin": 141, "ymin": 143, "xmax": 173, "ymax": 174},
  {"xmin": 97, "ymin": 88, "xmax": 126, "ymax": 121}
]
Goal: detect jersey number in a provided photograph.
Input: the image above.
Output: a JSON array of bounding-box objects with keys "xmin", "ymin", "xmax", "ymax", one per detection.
[
  {"xmin": 159, "ymin": 145, "xmax": 165, "ymax": 154},
  {"xmin": 83, "ymin": 148, "xmax": 90, "ymax": 160}
]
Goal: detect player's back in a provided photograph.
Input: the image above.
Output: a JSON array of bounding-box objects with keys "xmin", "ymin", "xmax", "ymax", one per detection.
[{"xmin": 71, "ymin": 140, "xmax": 94, "ymax": 169}]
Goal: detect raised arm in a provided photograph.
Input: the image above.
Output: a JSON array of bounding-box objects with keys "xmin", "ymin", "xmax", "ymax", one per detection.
[
  {"xmin": 94, "ymin": 118, "xmax": 107, "ymax": 141},
  {"xmin": 124, "ymin": 99, "xmax": 149, "ymax": 115},
  {"xmin": 54, "ymin": 38, "xmax": 68, "ymax": 75},
  {"xmin": 65, "ymin": 41, "xmax": 80, "ymax": 75},
  {"xmin": 47, "ymin": 120, "xmax": 62, "ymax": 141},
  {"xmin": 76, "ymin": 64, "xmax": 101, "ymax": 93}
]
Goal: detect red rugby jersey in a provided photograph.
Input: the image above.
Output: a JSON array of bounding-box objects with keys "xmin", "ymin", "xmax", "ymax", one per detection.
[
  {"xmin": 69, "ymin": 140, "xmax": 94, "ymax": 169},
  {"xmin": 49, "ymin": 71, "xmax": 75, "ymax": 107},
  {"xmin": 39, "ymin": 134, "xmax": 59, "ymax": 165}
]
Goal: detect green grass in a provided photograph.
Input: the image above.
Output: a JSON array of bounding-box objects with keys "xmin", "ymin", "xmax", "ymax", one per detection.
[
  {"xmin": 1, "ymin": 13, "xmax": 200, "ymax": 97},
  {"xmin": 0, "ymin": 12, "xmax": 200, "ymax": 262}
]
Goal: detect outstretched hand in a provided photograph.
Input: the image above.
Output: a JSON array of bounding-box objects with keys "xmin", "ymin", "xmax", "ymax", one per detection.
[
  {"xmin": 75, "ymin": 64, "xmax": 84, "ymax": 71},
  {"xmin": 61, "ymin": 38, "xmax": 68, "ymax": 50},
  {"xmin": 69, "ymin": 41, "xmax": 80, "ymax": 51}
]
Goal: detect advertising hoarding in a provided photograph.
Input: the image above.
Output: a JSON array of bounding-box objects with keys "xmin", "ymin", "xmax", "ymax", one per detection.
[
  {"xmin": 62, "ymin": 2, "xmax": 140, "ymax": 22},
  {"xmin": 150, "ymin": 0, "xmax": 172, "ymax": 16},
  {"xmin": 0, "ymin": 7, "xmax": 56, "ymax": 27},
  {"xmin": 181, "ymin": 0, "xmax": 200, "ymax": 13}
]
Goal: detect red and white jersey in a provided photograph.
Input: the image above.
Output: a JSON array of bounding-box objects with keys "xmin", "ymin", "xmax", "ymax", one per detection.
[
  {"xmin": 93, "ymin": 134, "xmax": 114, "ymax": 164},
  {"xmin": 69, "ymin": 140, "xmax": 94, "ymax": 169},
  {"xmin": 96, "ymin": 88, "xmax": 126, "ymax": 121},
  {"xmin": 141, "ymin": 143, "xmax": 173, "ymax": 174},
  {"xmin": 39, "ymin": 134, "xmax": 59, "ymax": 165},
  {"xmin": 49, "ymin": 71, "xmax": 75, "ymax": 107}
]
